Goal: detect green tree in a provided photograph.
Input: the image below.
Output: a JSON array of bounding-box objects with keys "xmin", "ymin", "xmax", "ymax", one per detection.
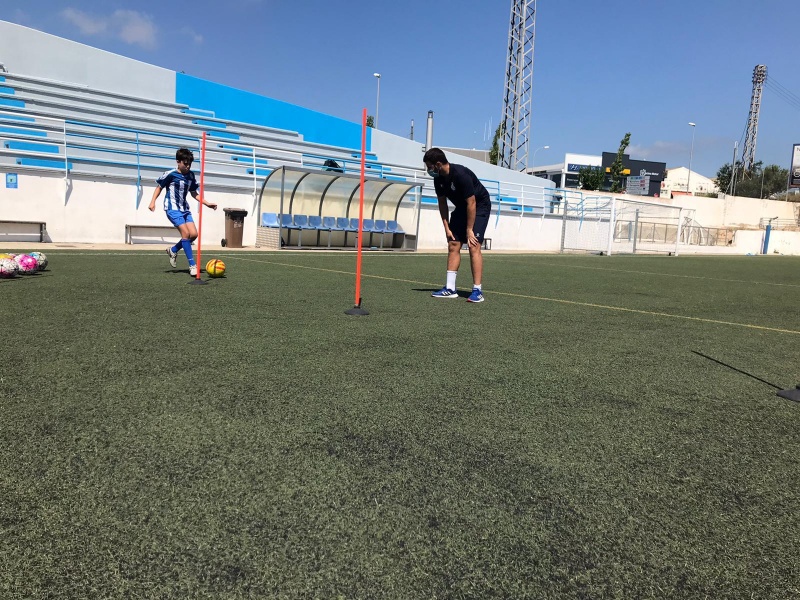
[
  {"xmin": 366, "ymin": 115, "xmax": 374, "ymax": 128},
  {"xmin": 609, "ymin": 132, "xmax": 631, "ymax": 193},
  {"xmin": 715, "ymin": 162, "xmax": 738, "ymax": 195},
  {"xmin": 716, "ymin": 162, "xmax": 789, "ymax": 198},
  {"xmin": 489, "ymin": 122, "xmax": 504, "ymax": 165},
  {"xmin": 578, "ymin": 166, "xmax": 605, "ymax": 191}
]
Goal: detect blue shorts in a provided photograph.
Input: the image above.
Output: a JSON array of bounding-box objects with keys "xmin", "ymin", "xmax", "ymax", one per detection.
[
  {"xmin": 166, "ymin": 210, "xmax": 194, "ymax": 227},
  {"xmin": 448, "ymin": 210, "xmax": 490, "ymax": 244}
]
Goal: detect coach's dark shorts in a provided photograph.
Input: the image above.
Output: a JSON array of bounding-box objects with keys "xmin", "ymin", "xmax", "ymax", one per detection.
[{"xmin": 448, "ymin": 209, "xmax": 490, "ymax": 244}]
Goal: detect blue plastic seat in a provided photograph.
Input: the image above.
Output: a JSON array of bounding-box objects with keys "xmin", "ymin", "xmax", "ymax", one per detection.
[
  {"xmin": 361, "ymin": 219, "xmax": 376, "ymax": 247},
  {"xmin": 320, "ymin": 216, "xmax": 338, "ymax": 247},
  {"xmin": 293, "ymin": 214, "xmax": 311, "ymax": 246},
  {"xmin": 373, "ymin": 219, "xmax": 387, "ymax": 248},
  {"xmin": 307, "ymin": 215, "xmax": 325, "ymax": 247},
  {"xmin": 261, "ymin": 212, "xmax": 279, "ymax": 227},
  {"xmin": 387, "ymin": 220, "xmax": 403, "ymax": 233},
  {"xmin": 280, "ymin": 213, "xmax": 299, "ymax": 246},
  {"xmin": 387, "ymin": 220, "xmax": 404, "ymax": 248}
]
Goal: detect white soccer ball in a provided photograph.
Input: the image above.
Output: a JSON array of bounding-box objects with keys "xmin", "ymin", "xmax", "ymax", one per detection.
[
  {"xmin": 0, "ymin": 257, "xmax": 17, "ymax": 278},
  {"xmin": 29, "ymin": 251, "xmax": 48, "ymax": 271}
]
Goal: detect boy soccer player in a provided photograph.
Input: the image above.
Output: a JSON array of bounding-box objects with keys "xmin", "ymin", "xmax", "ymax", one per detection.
[
  {"xmin": 148, "ymin": 148, "xmax": 217, "ymax": 276},
  {"xmin": 423, "ymin": 147, "xmax": 491, "ymax": 302}
]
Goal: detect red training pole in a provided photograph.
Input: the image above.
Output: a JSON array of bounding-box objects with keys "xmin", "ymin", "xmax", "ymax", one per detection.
[
  {"xmin": 195, "ymin": 132, "xmax": 207, "ymax": 280},
  {"xmin": 353, "ymin": 108, "xmax": 367, "ymax": 307}
]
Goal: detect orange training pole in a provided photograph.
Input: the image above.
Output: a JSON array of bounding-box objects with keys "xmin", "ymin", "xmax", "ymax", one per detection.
[
  {"xmin": 195, "ymin": 132, "xmax": 206, "ymax": 280},
  {"xmin": 354, "ymin": 108, "xmax": 367, "ymax": 306}
]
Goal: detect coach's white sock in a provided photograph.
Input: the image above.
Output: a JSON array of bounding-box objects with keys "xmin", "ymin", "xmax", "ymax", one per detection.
[
  {"xmin": 446, "ymin": 271, "xmax": 457, "ymax": 291},
  {"xmin": 473, "ymin": 283, "xmax": 482, "ymax": 291}
]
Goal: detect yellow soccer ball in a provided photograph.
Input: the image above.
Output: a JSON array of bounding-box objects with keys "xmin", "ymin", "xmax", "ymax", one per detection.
[{"xmin": 205, "ymin": 258, "xmax": 226, "ymax": 278}]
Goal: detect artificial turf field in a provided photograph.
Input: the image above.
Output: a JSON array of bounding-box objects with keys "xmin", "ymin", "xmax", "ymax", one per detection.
[{"xmin": 2, "ymin": 250, "xmax": 799, "ymax": 599}]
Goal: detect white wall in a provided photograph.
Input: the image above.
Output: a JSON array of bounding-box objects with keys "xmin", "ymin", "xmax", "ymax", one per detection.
[
  {"xmin": 2, "ymin": 172, "xmax": 798, "ymax": 254},
  {"xmin": 0, "ymin": 21, "xmax": 175, "ymax": 103},
  {"xmin": 0, "ymin": 172, "xmax": 259, "ymax": 246},
  {"xmin": 609, "ymin": 191, "xmax": 798, "ymax": 228}
]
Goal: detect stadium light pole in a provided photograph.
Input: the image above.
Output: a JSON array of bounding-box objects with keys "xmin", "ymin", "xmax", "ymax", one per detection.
[
  {"xmin": 531, "ymin": 145, "xmax": 549, "ymax": 170},
  {"xmin": 687, "ymin": 122, "xmax": 696, "ymax": 194},
  {"xmin": 373, "ymin": 73, "xmax": 381, "ymax": 129}
]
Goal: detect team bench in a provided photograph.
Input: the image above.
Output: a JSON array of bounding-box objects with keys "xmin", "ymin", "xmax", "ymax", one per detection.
[
  {"xmin": 124, "ymin": 224, "xmax": 177, "ymax": 244},
  {"xmin": 0, "ymin": 219, "xmax": 48, "ymax": 242}
]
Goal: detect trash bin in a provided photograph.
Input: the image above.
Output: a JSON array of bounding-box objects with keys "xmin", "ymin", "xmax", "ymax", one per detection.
[{"xmin": 222, "ymin": 208, "xmax": 248, "ymax": 248}]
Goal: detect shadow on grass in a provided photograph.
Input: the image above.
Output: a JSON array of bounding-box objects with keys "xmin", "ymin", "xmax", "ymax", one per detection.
[
  {"xmin": 0, "ymin": 273, "xmax": 50, "ymax": 283},
  {"xmin": 691, "ymin": 350, "xmax": 781, "ymax": 390}
]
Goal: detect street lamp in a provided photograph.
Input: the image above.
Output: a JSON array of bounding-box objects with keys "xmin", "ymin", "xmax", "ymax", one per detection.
[
  {"xmin": 373, "ymin": 73, "xmax": 381, "ymax": 129},
  {"xmin": 532, "ymin": 145, "xmax": 549, "ymax": 170},
  {"xmin": 687, "ymin": 122, "xmax": 696, "ymax": 194}
]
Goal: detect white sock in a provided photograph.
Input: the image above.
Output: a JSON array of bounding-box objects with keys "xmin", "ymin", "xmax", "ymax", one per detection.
[
  {"xmin": 473, "ymin": 283, "xmax": 482, "ymax": 290},
  {"xmin": 446, "ymin": 271, "xmax": 457, "ymax": 291}
]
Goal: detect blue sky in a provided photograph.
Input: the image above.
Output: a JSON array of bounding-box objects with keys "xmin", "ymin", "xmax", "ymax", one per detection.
[{"xmin": 3, "ymin": 0, "xmax": 799, "ymax": 178}]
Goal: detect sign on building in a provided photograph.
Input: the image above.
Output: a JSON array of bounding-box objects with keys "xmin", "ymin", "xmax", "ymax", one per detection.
[
  {"xmin": 626, "ymin": 174, "xmax": 650, "ymax": 196},
  {"xmin": 790, "ymin": 144, "xmax": 800, "ymax": 188}
]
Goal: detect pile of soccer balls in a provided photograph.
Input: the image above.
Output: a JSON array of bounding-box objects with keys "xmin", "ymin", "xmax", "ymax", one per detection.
[{"xmin": 0, "ymin": 252, "xmax": 48, "ymax": 278}]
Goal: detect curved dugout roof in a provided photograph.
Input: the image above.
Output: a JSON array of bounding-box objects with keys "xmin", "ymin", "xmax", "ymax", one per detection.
[{"xmin": 258, "ymin": 166, "xmax": 423, "ymax": 222}]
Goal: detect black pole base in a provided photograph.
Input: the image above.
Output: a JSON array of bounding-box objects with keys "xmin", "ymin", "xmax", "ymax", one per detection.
[
  {"xmin": 777, "ymin": 385, "xmax": 800, "ymax": 402},
  {"xmin": 187, "ymin": 278, "xmax": 210, "ymax": 285},
  {"xmin": 345, "ymin": 300, "xmax": 369, "ymax": 316}
]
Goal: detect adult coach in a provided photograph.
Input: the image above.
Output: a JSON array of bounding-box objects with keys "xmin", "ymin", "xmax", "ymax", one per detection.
[{"xmin": 423, "ymin": 148, "xmax": 491, "ymax": 303}]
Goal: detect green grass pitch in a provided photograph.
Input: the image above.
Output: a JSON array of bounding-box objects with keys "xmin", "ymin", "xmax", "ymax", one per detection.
[{"xmin": 2, "ymin": 250, "xmax": 799, "ymax": 599}]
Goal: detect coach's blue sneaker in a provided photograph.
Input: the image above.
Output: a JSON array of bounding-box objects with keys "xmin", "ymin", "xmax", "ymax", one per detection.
[
  {"xmin": 431, "ymin": 287, "xmax": 458, "ymax": 299},
  {"xmin": 467, "ymin": 287, "xmax": 484, "ymax": 303},
  {"xmin": 166, "ymin": 247, "xmax": 177, "ymax": 268}
]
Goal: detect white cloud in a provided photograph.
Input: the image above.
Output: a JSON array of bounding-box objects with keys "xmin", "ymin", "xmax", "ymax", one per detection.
[
  {"xmin": 181, "ymin": 27, "xmax": 204, "ymax": 44},
  {"xmin": 11, "ymin": 9, "xmax": 33, "ymax": 25},
  {"xmin": 628, "ymin": 141, "xmax": 686, "ymax": 161},
  {"xmin": 61, "ymin": 8, "xmax": 108, "ymax": 36},
  {"xmin": 60, "ymin": 8, "xmax": 157, "ymax": 50},
  {"xmin": 114, "ymin": 10, "xmax": 157, "ymax": 50}
]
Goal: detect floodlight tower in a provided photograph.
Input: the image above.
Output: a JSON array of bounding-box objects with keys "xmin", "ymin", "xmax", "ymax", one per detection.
[
  {"xmin": 741, "ymin": 64, "xmax": 767, "ymax": 175},
  {"xmin": 499, "ymin": 0, "xmax": 536, "ymax": 172}
]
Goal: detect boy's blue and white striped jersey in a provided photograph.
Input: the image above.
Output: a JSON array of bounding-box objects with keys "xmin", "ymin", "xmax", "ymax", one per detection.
[{"xmin": 156, "ymin": 169, "xmax": 199, "ymax": 211}]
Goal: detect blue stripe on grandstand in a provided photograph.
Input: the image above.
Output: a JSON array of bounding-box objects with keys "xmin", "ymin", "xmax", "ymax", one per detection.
[
  {"xmin": 352, "ymin": 152, "xmax": 378, "ymax": 160},
  {"xmin": 233, "ymin": 156, "xmax": 268, "ymax": 165},
  {"xmin": 0, "ymin": 75, "xmax": 4, "ymax": 82},
  {"xmin": 382, "ymin": 175, "xmax": 407, "ymax": 182},
  {"xmin": 0, "ymin": 98, "xmax": 25, "ymax": 108},
  {"xmin": 176, "ymin": 72, "xmax": 370, "ymax": 151},
  {"xmin": 219, "ymin": 144, "xmax": 250, "ymax": 152},
  {"xmin": 5, "ymin": 141, "xmax": 60, "ymax": 153},
  {"xmin": 421, "ymin": 196, "xmax": 438, "ymax": 204},
  {"xmin": 0, "ymin": 114, "xmax": 35, "ymax": 123},
  {"xmin": 0, "ymin": 87, "xmax": 14, "ymax": 95},
  {"xmin": 498, "ymin": 196, "xmax": 518, "ymax": 203},
  {"xmin": 246, "ymin": 168, "xmax": 271, "ymax": 176},
  {"xmin": 182, "ymin": 108, "xmax": 215, "ymax": 117},
  {"xmin": 17, "ymin": 158, "xmax": 72, "ymax": 169},
  {"xmin": 0, "ymin": 126, "xmax": 47, "ymax": 137},
  {"xmin": 207, "ymin": 131, "xmax": 239, "ymax": 140},
  {"xmin": 192, "ymin": 119, "xmax": 226, "ymax": 129}
]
